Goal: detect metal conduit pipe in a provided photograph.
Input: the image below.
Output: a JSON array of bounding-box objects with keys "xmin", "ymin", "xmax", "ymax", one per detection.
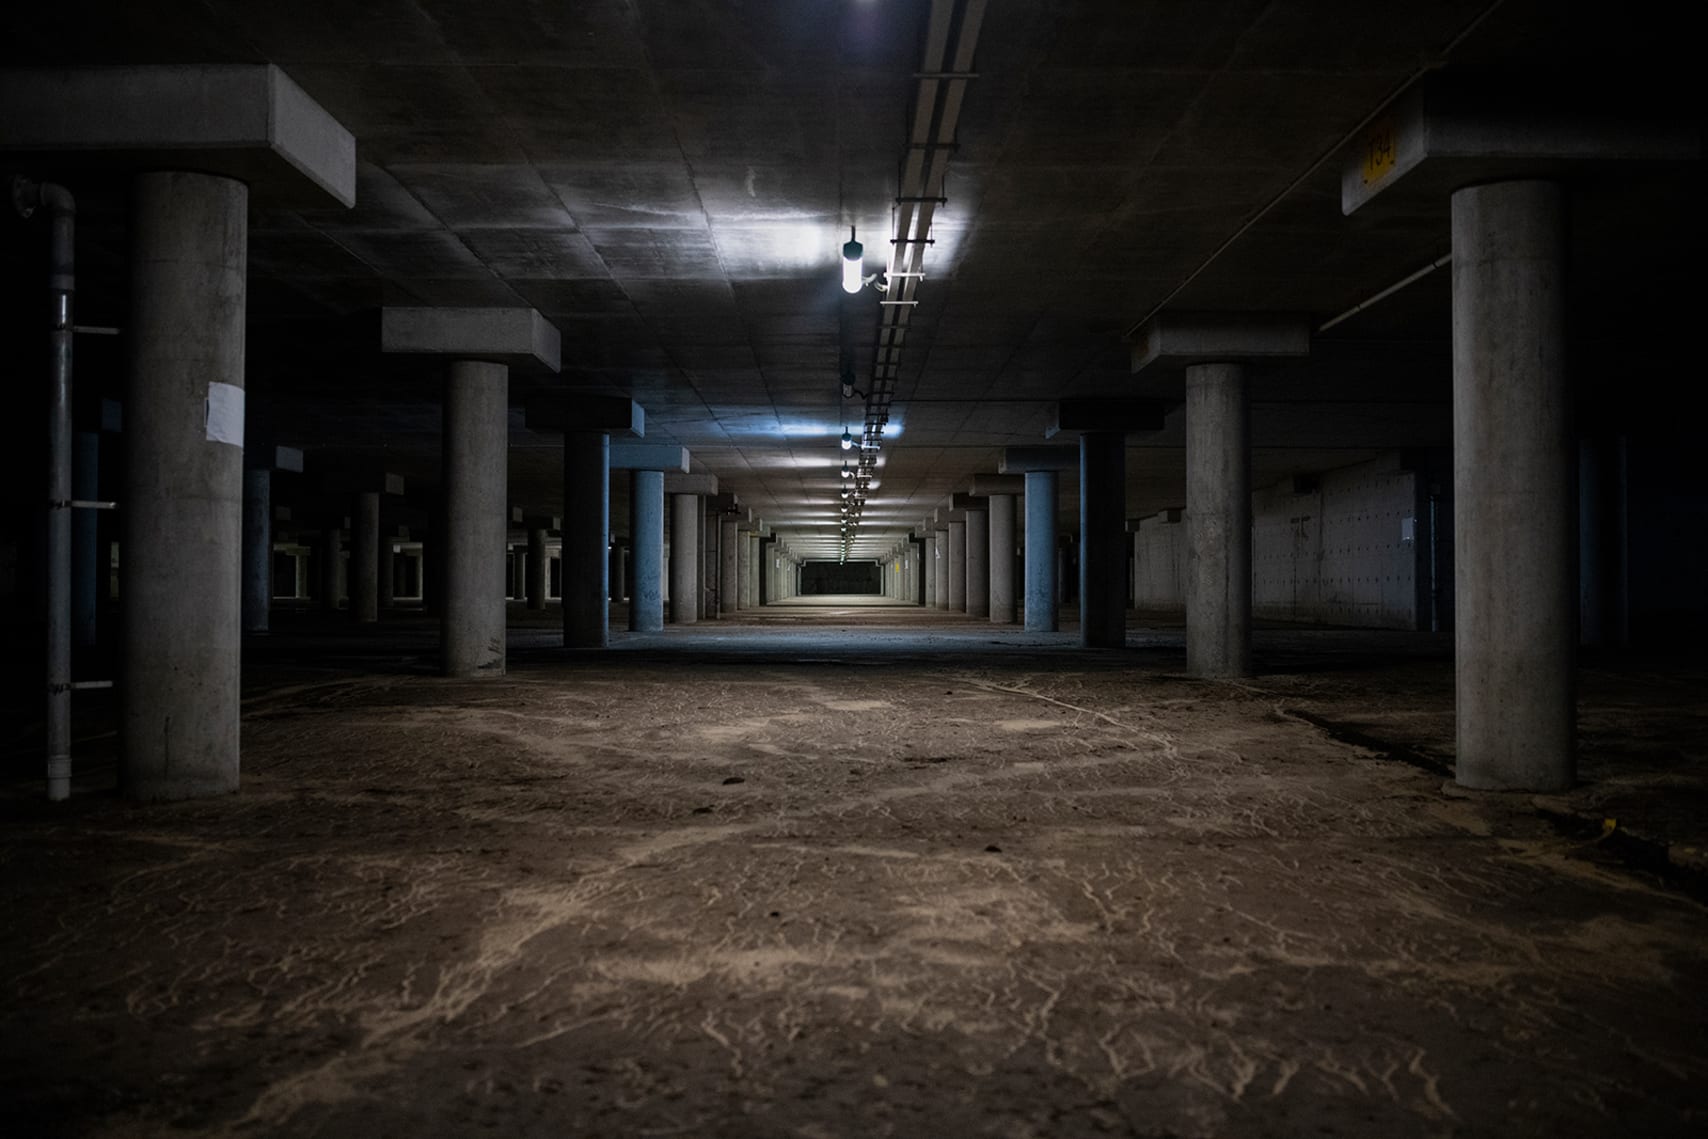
[{"xmin": 13, "ymin": 175, "xmax": 77, "ymax": 801}]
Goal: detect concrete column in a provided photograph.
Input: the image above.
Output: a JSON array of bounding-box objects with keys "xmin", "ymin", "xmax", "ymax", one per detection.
[
  {"xmin": 719, "ymin": 517, "xmax": 739, "ymax": 614},
  {"xmin": 563, "ymin": 431, "xmax": 609, "ymax": 647},
  {"xmin": 241, "ymin": 468, "xmax": 270, "ymax": 634},
  {"xmin": 441, "ymin": 359, "xmax": 507, "ymax": 677},
  {"xmin": 526, "ymin": 527, "xmax": 547, "ymax": 610},
  {"xmin": 319, "ymin": 523, "xmax": 341, "ymax": 613},
  {"xmin": 1024, "ymin": 470, "xmax": 1058, "ymax": 632},
  {"xmin": 1185, "ymin": 362, "xmax": 1251, "ymax": 677},
  {"xmin": 736, "ymin": 531, "xmax": 753, "ymax": 609},
  {"xmin": 947, "ymin": 520, "xmax": 967, "ymax": 611},
  {"xmin": 73, "ymin": 431, "xmax": 101, "ymax": 648},
  {"xmin": 1080, "ymin": 431, "xmax": 1127, "ymax": 648},
  {"xmin": 747, "ymin": 533, "xmax": 762, "ymax": 606},
  {"xmin": 120, "ymin": 171, "xmax": 246, "ymax": 799},
  {"xmin": 669, "ymin": 495, "xmax": 697, "ymax": 624},
  {"xmin": 350, "ymin": 490, "xmax": 380, "ymax": 624},
  {"xmin": 1452, "ymin": 180, "xmax": 1573, "ymax": 791},
  {"xmin": 629, "ymin": 470, "xmax": 665, "ymax": 632},
  {"xmin": 965, "ymin": 509, "xmax": 990, "ymax": 618},
  {"xmin": 934, "ymin": 528, "xmax": 950, "ymax": 610},
  {"xmin": 923, "ymin": 537, "xmax": 937, "ymax": 607},
  {"xmin": 989, "ymin": 493, "xmax": 1016, "ymax": 624}
]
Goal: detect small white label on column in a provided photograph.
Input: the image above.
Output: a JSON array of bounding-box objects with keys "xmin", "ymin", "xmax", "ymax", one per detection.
[
  {"xmin": 1400, "ymin": 516, "xmax": 1416, "ymax": 543},
  {"xmin": 206, "ymin": 382, "xmax": 245, "ymax": 448}
]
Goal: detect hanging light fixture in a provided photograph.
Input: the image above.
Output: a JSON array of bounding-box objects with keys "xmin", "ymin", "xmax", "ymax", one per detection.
[
  {"xmin": 841, "ymin": 226, "xmax": 863, "ymax": 294},
  {"xmin": 840, "ymin": 429, "xmax": 853, "ymax": 451},
  {"xmin": 840, "ymin": 461, "xmax": 852, "ymax": 479}
]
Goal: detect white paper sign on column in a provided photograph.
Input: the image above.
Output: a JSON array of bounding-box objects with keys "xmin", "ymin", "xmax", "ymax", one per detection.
[{"xmin": 206, "ymin": 382, "xmax": 245, "ymax": 448}]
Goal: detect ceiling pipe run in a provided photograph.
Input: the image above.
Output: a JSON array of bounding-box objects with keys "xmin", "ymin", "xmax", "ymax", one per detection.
[{"xmin": 12, "ymin": 175, "xmax": 77, "ymax": 801}]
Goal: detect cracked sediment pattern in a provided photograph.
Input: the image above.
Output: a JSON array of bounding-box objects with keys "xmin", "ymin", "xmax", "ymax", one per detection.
[{"xmin": 3, "ymin": 616, "xmax": 1706, "ymax": 1137}]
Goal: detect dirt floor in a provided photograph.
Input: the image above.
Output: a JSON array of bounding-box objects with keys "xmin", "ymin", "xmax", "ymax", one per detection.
[{"xmin": 3, "ymin": 600, "xmax": 1707, "ymax": 1138}]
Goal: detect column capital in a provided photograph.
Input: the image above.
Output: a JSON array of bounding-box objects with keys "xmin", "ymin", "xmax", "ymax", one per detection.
[
  {"xmin": 382, "ymin": 306, "xmax": 560, "ymax": 373},
  {"xmin": 1131, "ymin": 313, "xmax": 1310, "ymax": 373}
]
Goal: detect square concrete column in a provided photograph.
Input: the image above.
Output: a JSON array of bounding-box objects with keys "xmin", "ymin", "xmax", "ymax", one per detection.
[
  {"xmin": 242, "ymin": 468, "xmax": 271, "ymax": 634},
  {"xmin": 441, "ymin": 360, "xmax": 508, "ymax": 677},
  {"xmin": 527, "ymin": 527, "xmax": 548, "ymax": 610},
  {"xmin": 564, "ymin": 432, "xmax": 610, "ymax": 646},
  {"xmin": 1024, "ymin": 472, "xmax": 1058, "ymax": 632},
  {"xmin": 670, "ymin": 495, "xmax": 698, "ymax": 624},
  {"xmin": 120, "ymin": 172, "xmax": 248, "ymax": 800},
  {"xmin": 1452, "ymin": 180, "xmax": 1573, "ymax": 791},
  {"xmin": 1185, "ymin": 363, "xmax": 1252, "ymax": 677},
  {"xmin": 1079, "ymin": 431, "xmax": 1127, "ymax": 648},
  {"xmin": 350, "ymin": 490, "xmax": 380, "ymax": 624}
]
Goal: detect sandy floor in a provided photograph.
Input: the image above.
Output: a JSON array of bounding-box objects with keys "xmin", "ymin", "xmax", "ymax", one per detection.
[{"xmin": 3, "ymin": 601, "xmax": 1706, "ymax": 1137}]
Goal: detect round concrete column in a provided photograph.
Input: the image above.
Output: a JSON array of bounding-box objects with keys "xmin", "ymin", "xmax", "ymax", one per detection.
[
  {"xmin": 1452, "ymin": 180, "xmax": 1573, "ymax": 791},
  {"xmin": 1024, "ymin": 470, "xmax": 1059, "ymax": 632},
  {"xmin": 563, "ymin": 431, "xmax": 609, "ymax": 647},
  {"xmin": 719, "ymin": 517, "xmax": 739, "ymax": 614},
  {"xmin": 965, "ymin": 509, "xmax": 990, "ymax": 618},
  {"xmin": 1185, "ymin": 362, "xmax": 1252, "ymax": 677},
  {"xmin": 121, "ymin": 171, "xmax": 246, "ymax": 799},
  {"xmin": 947, "ymin": 520, "xmax": 967, "ymax": 611},
  {"xmin": 350, "ymin": 490, "xmax": 380, "ymax": 624},
  {"xmin": 629, "ymin": 470, "xmax": 665, "ymax": 632},
  {"xmin": 319, "ymin": 524, "xmax": 342, "ymax": 613},
  {"xmin": 441, "ymin": 359, "xmax": 508, "ymax": 677},
  {"xmin": 242, "ymin": 468, "xmax": 271, "ymax": 633},
  {"xmin": 989, "ymin": 493, "xmax": 1015, "ymax": 623},
  {"xmin": 669, "ymin": 494, "xmax": 698, "ymax": 624},
  {"xmin": 1080, "ymin": 431, "xmax": 1127, "ymax": 648}
]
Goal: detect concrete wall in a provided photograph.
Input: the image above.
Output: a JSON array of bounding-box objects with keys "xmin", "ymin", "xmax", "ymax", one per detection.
[{"xmin": 1131, "ymin": 452, "xmax": 1449, "ymax": 630}]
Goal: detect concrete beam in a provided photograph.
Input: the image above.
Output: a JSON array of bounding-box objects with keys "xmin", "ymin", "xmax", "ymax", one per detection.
[
  {"xmin": 1046, "ymin": 398, "xmax": 1167, "ymax": 437},
  {"xmin": 969, "ymin": 474, "xmax": 1025, "ymax": 496},
  {"xmin": 525, "ymin": 394, "xmax": 643, "ymax": 436},
  {"xmin": 999, "ymin": 445, "xmax": 1079, "ymax": 474},
  {"xmin": 1131, "ymin": 313, "xmax": 1311, "ymax": 373},
  {"xmin": 0, "ymin": 65, "xmax": 355, "ymax": 207},
  {"xmin": 664, "ymin": 472, "xmax": 718, "ymax": 495},
  {"xmin": 381, "ymin": 307, "xmax": 560, "ymax": 373},
  {"xmin": 273, "ymin": 446, "xmax": 305, "ymax": 473},
  {"xmin": 951, "ymin": 493, "xmax": 989, "ymax": 511},
  {"xmin": 1343, "ymin": 76, "xmax": 1700, "ymax": 215},
  {"xmin": 710, "ymin": 493, "xmax": 743, "ymax": 514},
  {"xmin": 608, "ymin": 444, "xmax": 690, "ymax": 473}
]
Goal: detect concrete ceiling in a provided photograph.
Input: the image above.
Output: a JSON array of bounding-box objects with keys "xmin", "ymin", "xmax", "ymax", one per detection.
[{"xmin": 2, "ymin": 0, "xmax": 1699, "ymax": 558}]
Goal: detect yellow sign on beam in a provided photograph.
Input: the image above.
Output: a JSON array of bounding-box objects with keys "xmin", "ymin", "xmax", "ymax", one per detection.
[{"xmin": 1361, "ymin": 117, "xmax": 1397, "ymax": 187}]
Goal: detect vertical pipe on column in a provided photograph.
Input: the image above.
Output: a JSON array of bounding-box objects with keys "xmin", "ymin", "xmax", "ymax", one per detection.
[
  {"xmin": 563, "ymin": 431, "xmax": 609, "ymax": 647},
  {"xmin": 1185, "ymin": 362, "xmax": 1251, "ymax": 677},
  {"xmin": 351, "ymin": 490, "xmax": 379, "ymax": 623},
  {"xmin": 441, "ymin": 359, "xmax": 508, "ymax": 676},
  {"xmin": 121, "ymin": 172, "xmax": 246, "ymax": 799},
  {"xmin": 1452, "ymin": 180, "xmax": 1573, "ymax": 791},
  {"xmin": 242, "ymin": 469, "xmax": 271, "ymax": 632},
  {"xmin": 630, "ymin": 470, "xmax": 664, "ymax": 632},
  {"xmin": 1024, "ymin": 470, "xmax": 1058, "ymax": 632},
  {"xmin": 1080, "ymin": 431, "xmax": 1127, "ymax": 648}
]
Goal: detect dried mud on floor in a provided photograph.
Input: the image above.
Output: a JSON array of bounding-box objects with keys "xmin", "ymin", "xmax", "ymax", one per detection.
[{"xmin": 3, "ymin": 617, "xmax": 1707, "ymax": 1138}]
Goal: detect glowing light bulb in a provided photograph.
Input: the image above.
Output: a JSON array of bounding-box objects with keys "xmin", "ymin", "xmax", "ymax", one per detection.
[{"xmin": 841, "ymin": 230, "xmax": 864, "ymax": 294}]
